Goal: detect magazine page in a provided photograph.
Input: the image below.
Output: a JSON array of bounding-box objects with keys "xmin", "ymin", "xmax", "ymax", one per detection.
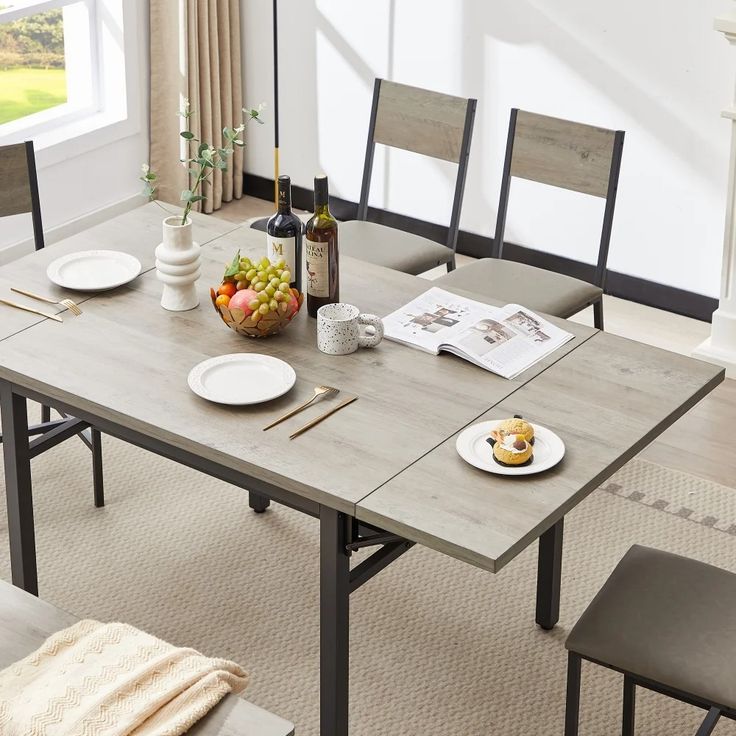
[
  {"xmin": 382, "ymin": 287, "xmax": 499, "ymax": 354},
  {"xmin": 443, "ymin": 304, "xmax": 573, "ymax": 379}
]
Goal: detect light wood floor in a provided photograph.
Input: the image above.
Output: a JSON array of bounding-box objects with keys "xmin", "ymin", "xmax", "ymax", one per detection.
[{"xmin": 215, "ymin": 195, "xmax": 735, "ymax": 490}]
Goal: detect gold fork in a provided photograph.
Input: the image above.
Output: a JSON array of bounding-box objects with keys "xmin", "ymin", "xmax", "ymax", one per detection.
[
  {"xmin": 263, "ymin": 385, "xmax": 339, "ymax": 430},
  {"xmin": 11, "ymin": 287, "xmax": 82, "ymax": 316}
]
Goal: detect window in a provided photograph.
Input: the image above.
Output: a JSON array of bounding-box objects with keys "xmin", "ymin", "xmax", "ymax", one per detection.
[
  {"xmin": 0, "ymin": 1, "xmax": 98, "ymax": 135},
  {"xmin": 0, "ymin": 0, "xmax": 142, "ymax": 166}
]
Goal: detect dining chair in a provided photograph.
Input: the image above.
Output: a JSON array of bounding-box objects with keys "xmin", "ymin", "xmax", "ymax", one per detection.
[
  {"xmin": 435, "ymin": 109, "xmax": 625, "ymax": 330},
  {"xmin": 339, "ymin": 78, "xmax": 477, "ymax": 275},
  {"xmin": 564, "ymin": 545, "xmax": 736, "ymax": 736},
  {"xmin": 0, "ymin": 141, "xmax": 105, "ymax": 508}
]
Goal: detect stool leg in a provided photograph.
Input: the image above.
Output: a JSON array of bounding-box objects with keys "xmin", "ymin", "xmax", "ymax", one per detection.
[
  {"xmin": 41, "ymin": 404, "xmax": 51, "ymax": 424},
  {"xmin": 564, "ymin": 652, "xmax": 582, "ymax": 736},
  {"xmin": 622, "ymin": 675, "xmax": 636, "ymax": 736},
  {"xmin": 695, "ymin": 707, "xmax": 721, "ymax": 736},
  {"xmin": 249, "ymin": 493, "xmax": 270, "ymax": 513}
]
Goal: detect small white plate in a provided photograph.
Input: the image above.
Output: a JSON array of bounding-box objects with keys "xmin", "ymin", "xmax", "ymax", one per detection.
[
  {"xmin": 456, "ymin": 419, "xmax": 565, "ymax": 476},
  {"xmin": 47, "ymin": 250, "xmax": 142, "ymax": 291},
  {"xmin": 187, "ymin": 354, "xmax": 296, "ymax": 406}
]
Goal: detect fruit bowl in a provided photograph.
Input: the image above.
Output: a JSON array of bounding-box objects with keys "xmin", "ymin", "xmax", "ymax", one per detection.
[
  {"xmin": 210, "ymin": 287, "xmax": 303, "ymax": 338},
  {"xmin": 211, "ymin": 251, "xmax": 304, "ymax": 338}
]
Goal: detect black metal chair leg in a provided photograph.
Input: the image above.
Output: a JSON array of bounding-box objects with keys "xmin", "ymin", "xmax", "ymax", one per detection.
[
  {"xmin": 564, "ymin": 652, "xmax": 582, "ymax": 736},
  {"xmin": 622, "ymin": 675, "xmax": 636, "ymax": 736},
  {"xmin": 91, "ymin": 429, "xmax": 104, "ymax": 508},
  {"xmin": 593, "ymin": 298, "xmax": 604, "ymax": 331},
  {"xmin": 249, "ymin": 493, "xmax": 270, "ymax": 513},
  {"xmin": 694, "ymin": 707, "xmax": 721, "ymax": 736},
  {"xmin": 41, "ymin": 404, "xmax": 51, "ymax": 423}
]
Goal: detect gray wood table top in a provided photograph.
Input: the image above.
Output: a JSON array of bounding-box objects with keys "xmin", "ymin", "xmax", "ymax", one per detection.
[
  {"xmin": 357, "ymin": 332, "xmax": 724, "ymax": 572},
  {"xmin": 0, "ymin": 203, "xmax": 238, "ymax": 342},
  {"xmin": 0, "ymin": 580, "xmax": 294, "ymax": 736},
  {"xmin": 0, "ymin": 216, "xmax": 594, "ymax": 514}
]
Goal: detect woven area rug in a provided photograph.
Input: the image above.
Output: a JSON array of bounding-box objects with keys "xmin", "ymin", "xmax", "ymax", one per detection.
[{"xmin": 0, "ymin": 420, "xmax": 735, "ymax": 735}]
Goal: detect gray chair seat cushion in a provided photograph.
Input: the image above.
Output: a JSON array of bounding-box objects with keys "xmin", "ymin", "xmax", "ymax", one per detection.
[
  {"xmin": 340, "ymin": 220, "xmax": 453, "ymax": 275},
  {"xmin": 566, "ymin": 545, "xmax": 736, "ymax": 710},
  {"xmin": 434, "ymin": 258, "xmax": 602, "ymax": 318}
]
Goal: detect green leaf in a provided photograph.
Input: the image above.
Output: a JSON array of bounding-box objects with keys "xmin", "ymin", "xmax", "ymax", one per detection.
[
  {"xmin": 181, "ymin": 189, "xmax": 194, "ymax": 201},
  {"xmin": 198, "ymin": 142, "xmax": 209, "ymax": 156},
  {"xmin": 180, "ymin": 131, "xmax": 195, "ymax": 139},
  {"xmin": 224, "ymin": 249, "xmax": 241, "ymax": 278}
]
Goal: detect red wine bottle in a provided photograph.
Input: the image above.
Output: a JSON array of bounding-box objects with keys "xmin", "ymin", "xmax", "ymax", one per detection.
[
  {"xmin": 266, "ymin": 175, "xmax": 302, "ymax": 290},
  {"xmin": 305, "ymin": 175, "xmax": 339, "ymax": 317}
]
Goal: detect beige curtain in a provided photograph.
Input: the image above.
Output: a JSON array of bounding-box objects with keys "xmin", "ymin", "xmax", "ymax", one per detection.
[{"xmin": 150, "ymin": 0, "xmax": 244, "ymax": 213}]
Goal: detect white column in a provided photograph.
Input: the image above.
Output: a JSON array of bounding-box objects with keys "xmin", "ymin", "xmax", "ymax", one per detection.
[{"xmin": 694, "ymin": 9, "xmax": 736, "ymax": 376}]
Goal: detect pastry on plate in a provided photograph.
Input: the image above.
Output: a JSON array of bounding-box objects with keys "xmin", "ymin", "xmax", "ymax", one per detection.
[
  {"xmin": 495, "ymin": 416, "xmax": 534, "ymax": 445},
  {"xmin": 490, "ymin": 432, "xmax": 534, "ymax": 467}
]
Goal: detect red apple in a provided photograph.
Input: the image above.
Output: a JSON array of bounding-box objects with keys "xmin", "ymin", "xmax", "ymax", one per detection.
[{"xmin": 228, "ymin": 288, "xmax": 259, "ymax": 315}]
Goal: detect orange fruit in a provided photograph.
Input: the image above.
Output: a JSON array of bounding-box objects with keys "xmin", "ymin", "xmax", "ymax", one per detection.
[
  {"xmin": 218, "ymin": 281, "xmax": 237, "ymax": 298},
  {"xmin": 215, "ymin": 294, "xmax": 231, "ymax": 308}
]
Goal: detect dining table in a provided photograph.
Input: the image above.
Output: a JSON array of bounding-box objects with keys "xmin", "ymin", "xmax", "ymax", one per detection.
[{"xmin": 0, "ymin": 202, "xmax": 725, "ymax": 735}]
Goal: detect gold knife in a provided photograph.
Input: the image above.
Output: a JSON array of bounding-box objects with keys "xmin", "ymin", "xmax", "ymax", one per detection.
[
  {"xmin": 0, "ymin": 298, "xmax": 62, "ymax": 323},
  {"xmin": 289, "ymin": 396, "xmax": 358, "ymax": 439}
]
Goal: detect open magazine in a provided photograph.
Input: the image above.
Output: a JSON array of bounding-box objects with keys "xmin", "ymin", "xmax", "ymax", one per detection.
[{"xmin": 383, "ymin": 287, "xmax": 573, "ymax": 379}]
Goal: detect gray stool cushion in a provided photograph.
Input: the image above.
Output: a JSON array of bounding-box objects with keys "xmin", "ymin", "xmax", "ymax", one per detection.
[
  {"xmin": 566, "ymin": 545, "xmax": 736, "ymax": 710},
  {"xmin": 435, "ymin": 258, "xmax": 602, "ymax": 318},
  {"xmin": 340, "ymin": 220, "xmax": 452, "ymax": 275}
]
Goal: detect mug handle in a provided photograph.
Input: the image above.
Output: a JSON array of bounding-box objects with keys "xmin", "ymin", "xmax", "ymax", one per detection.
[{"xmin": 357, "ymin": 314, "xmax": 384, "ymax": 348}]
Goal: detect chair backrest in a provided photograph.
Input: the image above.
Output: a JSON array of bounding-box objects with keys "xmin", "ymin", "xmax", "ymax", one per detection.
[
  {"xmin": 0, "ymin": 141, "xmax": 45, "ymax": 250},
  {"xmin": 494, "ymin": 109, "xmax": 624, "ymax": 289},
  {"xmin": 358, "ymin": 79, "xmax": 476, "ymax": 255}
]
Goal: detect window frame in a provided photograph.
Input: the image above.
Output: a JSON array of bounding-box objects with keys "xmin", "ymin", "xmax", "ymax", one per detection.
[{"xmin": 0, "ymin": 0, "xmax": 143, "ymax": 168}]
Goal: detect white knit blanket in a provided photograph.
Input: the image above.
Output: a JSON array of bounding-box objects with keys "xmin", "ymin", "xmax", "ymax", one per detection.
[{"xmin": 0, "ymin": 619, "xmax": 249, "ymax": 736}]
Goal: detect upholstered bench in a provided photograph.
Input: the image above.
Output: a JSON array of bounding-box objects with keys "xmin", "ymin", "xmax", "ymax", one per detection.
[
  {"xmin": 0, "ymin": 580, "xmax": 294, "ymax": 735},
  {"xmin": 564, "ymin": 545, "xmax": 736, "ymax": 735}
]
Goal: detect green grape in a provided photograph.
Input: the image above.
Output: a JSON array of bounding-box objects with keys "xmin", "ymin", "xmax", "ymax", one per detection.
[
  {"xmin": 245, "ymin": 268, "xmax": 257, "ymax": 282},
  {"xmin": 269, "ymin": 298, "xmax": 278, "ymax": 311},
  {"xmin": 269, "ymin": 277, "xmax": 281, "ymax": 289},
  {"xmin": 251, "ymin": 310, "xmax": 261, "ymax": 323},
  {"xmin": 265, "ymin": 285, "xmax": 276, "ymax": 297},
  {"xmin": 253, "ymin": 281, "xmax": 265, "ymax": 292},
  {"xmin": 248, "ymin": 299, "xmax": 260, "ymax": 311},
  {"xmin": 275, "ymin": 269, "xmax": 283, "ymax": 277},
  {"xmin": 280, "ymin": 271, "xmax": 291, "ymax": 284},
  {"xmin": 273, "ymin": 290, "xmax": 285, "ymax": 302},
  {"xmin": 235, "ymin": 270, "xmax": 248, "ymax": 281},
  {"xmin": 259, "ymin": 257, "xmax": 270, "ymax": 269},
  {"xmin": 258, "ymin": 303, "xmax": 270, "ymax": 315},
  {"xmin": 258, "ymin": 292, "xmax": 269, "ymax": 304},
  {"xmin": 256, "ymin": 271, "xmax": 266, "ymax": 282},
  {"xmin": 275, "ymin": 259, "xmax": 285, "ymax": 269},
  {"xmin": 278, "ymin": 282, "xmax": 290, "ymax": 294}
]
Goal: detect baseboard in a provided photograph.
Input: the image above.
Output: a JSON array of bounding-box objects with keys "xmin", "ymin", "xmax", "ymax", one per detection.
[
  {"xmin": 0, "ymin": 194, "xmax": 143, "ymax": 266},
  {"xmin": 243, "ymin": 173, "xmax": 718, "ymax": 323}
]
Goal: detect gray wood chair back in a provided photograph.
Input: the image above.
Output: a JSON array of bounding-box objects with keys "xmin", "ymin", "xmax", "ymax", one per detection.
[
  {"xmin": 0, "ymin": 141, "xmax": 45, "ymax": 250},
  {"xmin": 494, "ymin": 109, "xmax": 624, "ymax": 289},
  {"xmin": 358, "ymin": 79, "xmax": 476, "ymax": 258}
]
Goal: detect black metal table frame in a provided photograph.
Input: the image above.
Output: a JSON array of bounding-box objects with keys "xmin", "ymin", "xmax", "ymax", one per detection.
[{"xmin": 0, "ymin": 378, "xmax": 564, "ymax": 736}]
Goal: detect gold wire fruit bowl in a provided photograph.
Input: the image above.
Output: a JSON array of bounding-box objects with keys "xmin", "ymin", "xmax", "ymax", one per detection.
[{"xmin": 210, "ymin": 287, "xmax": 304, "ymax": 338}]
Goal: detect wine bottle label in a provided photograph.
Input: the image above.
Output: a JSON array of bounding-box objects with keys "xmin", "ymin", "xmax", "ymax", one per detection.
[
  {"xmin": 306, "ymin": 238, "xmax": 329, "ymax": 297},
  {"xmin": 267, "ymin": 235, "xmax": 296, "ymax": 273}
]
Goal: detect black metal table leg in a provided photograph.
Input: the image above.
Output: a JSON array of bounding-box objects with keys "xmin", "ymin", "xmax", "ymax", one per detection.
[
  {"xmin": 249, "ymin": 492, "xmax": 271, "ymax": 513},
  {"xmin": 91, "ymin": 428, "xmax": 104, "ymax": 508},
  {"xmin": 0, "ymin": 383, "xmax": 38, "ymax": 595},
  {"xmin": 564, "ymin": 652, "xmax": 582, "ymax": 736},
  {"xmin": 622, "ymin": 675, "xmax": 636, "ymax": 736},
  {"xmin": 536, "ymin": 517, "xmax": 564, "ymax": 629},
  {"xmin": 320, "ymin": 507, "xmax": 350, "ymax": 736}
]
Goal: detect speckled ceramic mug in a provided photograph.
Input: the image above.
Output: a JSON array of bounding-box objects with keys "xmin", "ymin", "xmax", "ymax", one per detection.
[{"xmin": 317, "ymin": 303, "xmax": 384, "ymax": 355}]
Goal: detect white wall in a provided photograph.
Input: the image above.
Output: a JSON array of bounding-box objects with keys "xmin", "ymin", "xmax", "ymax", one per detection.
[
  {"xmin": 0, "ymin": 0, "xmax": 149, "ymax": 259},
  {"xmin": 242, "ymin": 0, "xmax": 733, "ymax": 298}
]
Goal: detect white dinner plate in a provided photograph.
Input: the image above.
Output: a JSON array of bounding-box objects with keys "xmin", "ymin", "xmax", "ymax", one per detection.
[
  {"xmin": 187, "ymin": 354, "xmax": 296, "ymax": 406},
  {"xmin": 47, "ymin": 250, "xmax": 142, "ymax": 291},
  {"xmin": 455, "ymin": 419, "xmax": 565, "ymax": 476}
]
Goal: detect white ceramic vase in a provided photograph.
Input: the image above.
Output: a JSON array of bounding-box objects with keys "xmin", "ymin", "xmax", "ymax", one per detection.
[{"xmin": 155, "ymin": 216, "xmax": 201, "ymax": 311}]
